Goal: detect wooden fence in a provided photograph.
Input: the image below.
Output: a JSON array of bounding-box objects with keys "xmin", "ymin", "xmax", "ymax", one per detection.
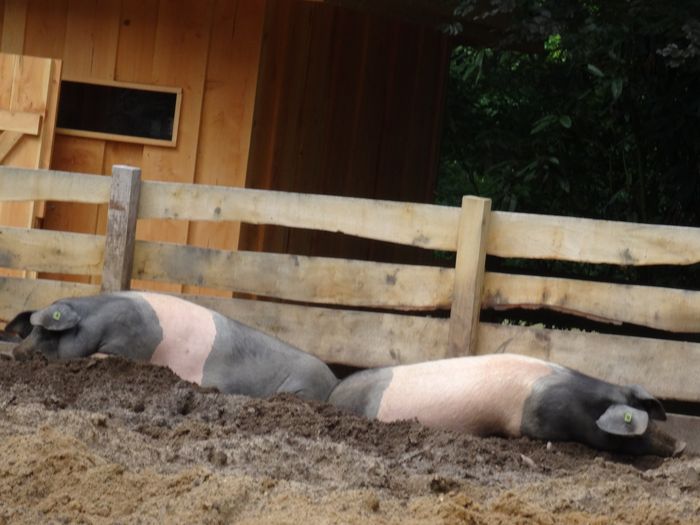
[{"xmin": 1, "ymin": 165, "xmax": 700, "ymax": 405}]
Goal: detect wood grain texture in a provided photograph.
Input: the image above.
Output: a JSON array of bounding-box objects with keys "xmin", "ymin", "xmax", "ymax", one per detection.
[
  {"xmin": 44, "ymin": 0, "xmax": 120, "ymax": 254},
  {"xmin": 490, "ymin": 211, "xmax": 700, "ymax": 266},
  {"xmin": 0, "ymin": 166, "xmax": 110, "ymax": 203},
  {"xmin": 447, "ymin": 196, "xmax": 491, "ymax": 356},
  {"xmin": 139, "ymin": 180, "xmax": 461, "ymax": 250},
  {"xmin": 242, "ymin": 1, "xmax": 450, "ymax": 265},
  {"xmin": 0, "ymin": 53, "xmax": 61, "ymax": 280},
  {"xmin": 0, "ymin": 0, "xmax": 26, "ymax": 53},
  {"xmin": 22, "ymin": 0, "xmax": 68, "ymax": 59},
  {"xmin": 133, "ymin": 239, "xmax": 454, "ymax": 309},
  {"xmin": 184, "ymin": 0, "xmax": 266, "ymax": 297},
  {"xmin": 0, "ymin": 1, "xmax": 4, "ymax": 47},
  {"xmin": 0, "ymin": 130, "xmax": 21, "ymax": 161},
  {"xmin": 483, "ymin": 272, "xmax": 700, "ymax": 333},
  {"xmin": 0, "ymin": 226, "xmax": 104, "ymax": 275},
  {"xmin": 62, "ymin": 0, "xmax": 120, "ymax": 79},
  {"xmin": 181, "ymin": 293, "xmax": 450, "ymax": 367},
  {"xmin": 134, "ymin": 0, "xmax": 214, "ymax": 294},
  {"xmin": 476, "ymin": 322, "xmax": 700, "ymax": 402},
  {"xmin": 0, "ymin": 109, "xmax": 41, "ymax": 135},
  {"xmin": 101, "ymin": 165, "xmax": 141, "ymax": 292},
  {"xmin": 0, "ymin": 276, "xmax": 99, "ymax": 322}
]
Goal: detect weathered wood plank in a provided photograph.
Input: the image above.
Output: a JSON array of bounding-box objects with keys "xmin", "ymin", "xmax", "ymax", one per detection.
[
  {"xmin": 101, "ymin": 165, "xmax": 141, "ymax": 292},
  {"xmin": 0, "ymin": 166, "xmax": 110, "ymax": 203},
  {"xmin": 0, "ymin": 129, "xmax": 21, "ymax": 161},
  {"xmin": 0, "ymin": 276, "xmax": 99, "ymax": 322},
  {"xmin": 0, "ymin": 226, "xmax": 104, "ymax": 275},
  {"xmin": 483, "ymin": 272, "xmax": 700, "ymax": 333},
  {"xmin": 62, "ymin": 0, "xmax": 120, "ymax": 79},
  {"xmin": 490, "ymin": 211, "xmax": 700, "ymax": 266},
  {"xmin": 182, "ymin": 293, "xmax": 450, "ymax": 368},
  {"xmin": 133, "ymin": 240, "xmax": 454, "ymax": 310},
  {"xmin": 184, "ymin": 0, "xmax": 266, "ymax": 297},
  {"xmin": 448, "ymin": 196, "xmax": 490, "ymax": 356},
  {"xmin": 0, "ymin": 0, "xmax": 27, "ymax": 54},
  {"xmin": 0, "ymin": 109, "xmax": 41, "ymax": 135},
  {"xmin": 133, "ymin": 0, "xmax": 214, "ymax": 296},
  {"xmin": 476, "ymin": 322, "xmax": 700, "ymax": 402},
  {"xmin": 37, "ymin": 56, "xmax": 62, "ymax": 177},
  {"xmin": 139, "ymin": 180, "xmax": 461, "ymax": 251},
  {"xmin": 4, "ymin": 166, "xmax": 699, "ymax": 267}
]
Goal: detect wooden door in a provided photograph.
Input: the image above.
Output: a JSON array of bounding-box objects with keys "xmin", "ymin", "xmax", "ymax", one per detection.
[{"xmin": 0, "ymin": 52, "xmax": 62, "ymax": 277}]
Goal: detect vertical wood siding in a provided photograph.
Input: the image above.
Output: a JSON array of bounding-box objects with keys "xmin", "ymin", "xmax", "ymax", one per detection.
[
  {"xmin": 0, "ymin": 0, "xmax": 267, "ymax": 293},
  {"xmin": 1, "ymin": 0, "xmax": 451, "ymax": 285},
  {"xmin": 241, "ymin": 1, "xmax": 451, "ymax": 265}
]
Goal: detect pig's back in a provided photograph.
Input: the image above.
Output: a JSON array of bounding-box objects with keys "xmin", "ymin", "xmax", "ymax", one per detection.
[{"xmin": 376, "ymin": 354, "xmax": 554, "ymax": 437}]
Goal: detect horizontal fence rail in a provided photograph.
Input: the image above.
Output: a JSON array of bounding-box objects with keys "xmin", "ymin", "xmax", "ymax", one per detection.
[
  {"xmin": 0, "ymin": 276, "xmax": 99, "ymax": 320},
  {"xmin": 0, "ymin": 166, "xmax": 110, "ymax": 203},
  {"xmin": 4, "ymin": 272, "xmax": 696, "ymax": 402},
  {"xmin": 490, "ymin": 211, "xmax": 700, "ymax": 266},
  {"xmin": 3, "ymin": 166, "xmax": 699, "ymax": 264},
  {"xmin": 0, "ymin": 226, "xmax": 103, "ymax": 275},
  {"xmin": 134, "ymin": 241, "xmax": 454, "ymax": 310},
  {"xmin": 477, "ymin": 323, "xmax": 700, "ymax": 402},
  {"xmin": 483, "ymin": 272, "xmax": 700, "ymax": 333},
  {"xmin": 187, "ymin": 293, "xmax": 451, "ymax": 368},
  {"xmin": 1, "ymin": 165, "xmax": 700, "ymax": 408},
  {"xmin": 4, "ymin": 223, "xmax": 698, "ymax": 328},
  {"xmin": 138, "ymin": 180, "xmax": 461, "ymax": 251}
]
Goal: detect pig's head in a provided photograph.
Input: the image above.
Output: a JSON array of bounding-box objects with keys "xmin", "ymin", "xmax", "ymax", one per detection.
[
  {"xmin": 5, "ymin": 302, "xmax": 92, "ymax": 361},
  {"xmin": 522, "ymin": 367, "xmax": 686, "ymax": 457}
]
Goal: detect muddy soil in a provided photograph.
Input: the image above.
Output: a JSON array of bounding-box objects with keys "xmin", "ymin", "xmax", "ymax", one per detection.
[{"xmin": 0, "ymin": 355, "xmax": 698, "ymax": 524}]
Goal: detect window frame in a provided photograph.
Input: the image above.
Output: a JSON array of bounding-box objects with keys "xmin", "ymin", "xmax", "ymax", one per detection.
[{"xmin": 55, "ymin": 77, "xmax": 183, "ymax": 148}]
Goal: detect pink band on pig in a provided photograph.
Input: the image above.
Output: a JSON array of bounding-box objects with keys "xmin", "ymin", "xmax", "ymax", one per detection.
[{"xmin": 138, "ymin": 292, "xmax": 216, "ymax": 385}]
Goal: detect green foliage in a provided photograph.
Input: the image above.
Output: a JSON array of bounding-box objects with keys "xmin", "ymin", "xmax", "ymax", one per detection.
[{"xmin": 438, "ymin": 0, "xmax": 700, "ymax": 232}]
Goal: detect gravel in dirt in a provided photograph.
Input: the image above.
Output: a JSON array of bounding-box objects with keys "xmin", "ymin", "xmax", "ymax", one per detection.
[{"xmin": 0, "ymin": 355, "xmax": 698, "ymax": 524}]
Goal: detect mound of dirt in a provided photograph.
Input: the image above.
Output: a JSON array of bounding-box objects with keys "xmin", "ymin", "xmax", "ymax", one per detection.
[{"xmin": 0, "ymin": 355, "xmax": 698, "ymax": 524}]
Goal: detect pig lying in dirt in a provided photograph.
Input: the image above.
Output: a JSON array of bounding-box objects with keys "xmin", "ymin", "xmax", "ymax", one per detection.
[
  {"xmin": 5, "ymin": 292, "xmax": 338, "ymax": 402},
  {"xmin": 329, "ymin": 354, "xmax": 685, "ymax": 457}
]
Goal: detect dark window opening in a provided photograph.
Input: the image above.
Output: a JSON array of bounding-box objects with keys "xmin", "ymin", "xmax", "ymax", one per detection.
[{"xmin": 57, "ymin": 80, "xmax": 180, "ymax": 145}]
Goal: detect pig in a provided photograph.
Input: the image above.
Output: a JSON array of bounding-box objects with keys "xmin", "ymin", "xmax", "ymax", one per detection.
[
  {"xmin": 328, "ymin": 354, "xmax": 685, "ymax": 457},
  {"xmin": 5, "ymin": 292, "xmax": 338, "ymax": 402}
]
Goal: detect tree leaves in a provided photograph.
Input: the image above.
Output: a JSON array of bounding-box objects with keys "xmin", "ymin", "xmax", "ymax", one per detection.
[
  {"xmin": 587, "ymin": 64, "xmax": 605, "ymax": 77},
  {"xmin": 439, "ymin": 0, "xmax": 700, "ymax": 233}
]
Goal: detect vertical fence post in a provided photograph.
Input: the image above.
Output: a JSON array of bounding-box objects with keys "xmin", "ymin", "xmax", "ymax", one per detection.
[
  {"xmin": 101, "ymin": 165, "xmax": 141, "ymax": 293},
  {"xmin": 447, "ymin": 196, "xmax": 492, "ymax": 357}
]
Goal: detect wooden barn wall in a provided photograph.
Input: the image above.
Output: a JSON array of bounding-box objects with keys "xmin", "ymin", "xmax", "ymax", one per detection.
[
  {"xmin": 241, "ymin": 1, "xmax": 451, "ymax": 265},
  {"xmin": 0, "ymin": 0, "xmax": 266, "ymax": 295}
]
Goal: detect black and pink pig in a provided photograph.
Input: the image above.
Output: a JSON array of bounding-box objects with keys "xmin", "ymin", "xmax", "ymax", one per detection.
[
  {"xmin": 328, "ymin": 354, "xmax": 685, "ymax": 457},
  {"xmin": 5, "ymin": 292, "xmax": 338, "ymax": 402}
]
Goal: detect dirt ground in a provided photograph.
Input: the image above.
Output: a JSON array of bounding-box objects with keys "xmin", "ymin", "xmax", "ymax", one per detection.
[{"xmin": 0, "ymin": 355, "xmax": 698, "ymax": 524}]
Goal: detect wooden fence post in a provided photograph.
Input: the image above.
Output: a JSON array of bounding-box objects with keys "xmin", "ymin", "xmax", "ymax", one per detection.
[
  {"xmin": 447, "ymin": 196, "xmax": 492, "ymax": 357},
  {"xmin": 101, "ymin": 165, "xmax": 141, "ymax": 293}
]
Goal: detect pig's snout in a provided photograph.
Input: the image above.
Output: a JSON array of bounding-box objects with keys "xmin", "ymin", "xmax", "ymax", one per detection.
[
  {"xmin": 644, "ymin": 420, "xmax": 686, "ymax": 457},
  {"xmin": 674, "ymin": 441, "xmax": 687, "ymax": 457},
  {"xmin": 11, "ymin": 343, "xmax": 36, "ymax": 362}
]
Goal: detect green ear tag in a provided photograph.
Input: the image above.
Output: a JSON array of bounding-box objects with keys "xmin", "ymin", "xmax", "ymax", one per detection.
[
  {"xmin": 52, "ymin": 311, "xmax": 62, "ymax": 321},
  {"xmin": 624, "ymin": 412, "xmax": 633, "ymax": 424}
]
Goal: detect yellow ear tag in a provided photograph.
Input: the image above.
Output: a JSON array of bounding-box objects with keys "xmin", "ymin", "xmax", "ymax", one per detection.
[
  {"xmin": 52, "ymin": 311, "xmax": 62, "ymax": 321},
  {"xmin": 624, "ymin": 412, "xmax": 633, "ymax": 424}
]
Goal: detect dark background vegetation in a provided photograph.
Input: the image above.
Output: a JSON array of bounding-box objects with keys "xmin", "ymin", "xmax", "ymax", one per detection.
[{"xmin": 438, "ymin": 0, "xmax": 700, "ymax": 290}]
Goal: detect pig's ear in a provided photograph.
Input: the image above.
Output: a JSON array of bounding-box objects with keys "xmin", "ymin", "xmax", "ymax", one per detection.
[
  {"xmin": 5, "ymin": 311, "xmax": 35, "ymax": 338},
  {"xmin": 629, "ymin": 384, "xmax": 667, "ymax": 421},
  {"xmin": 30, "ymin": 304, "xmax": 80, "ymax": 331},
  {"xmin": 596, "ymin": 404, "xmax": 649, "ymax": 436}
]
